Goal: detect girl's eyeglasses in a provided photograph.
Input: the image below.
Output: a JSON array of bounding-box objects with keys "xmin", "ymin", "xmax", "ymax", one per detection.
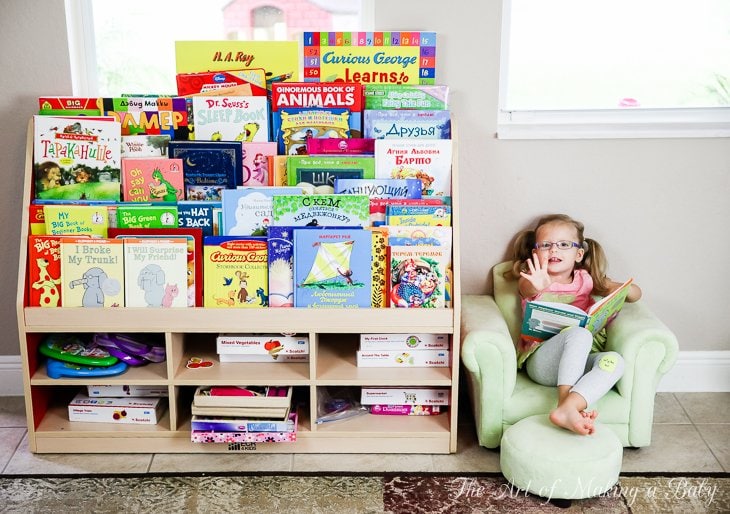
[{"xmin": 534, "ymin": 241, "xmax": 581, "ymax": 251}]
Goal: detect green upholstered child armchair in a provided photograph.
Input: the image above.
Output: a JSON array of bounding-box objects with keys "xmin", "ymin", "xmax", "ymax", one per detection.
[{"xmin": 460, "ymin": 261, "xmax": 679, "ymax": 449}]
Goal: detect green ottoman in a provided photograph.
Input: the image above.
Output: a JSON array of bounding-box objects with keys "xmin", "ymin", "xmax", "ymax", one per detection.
[{"xmin": 500, "ymin": 414, "xmax": 623, "ymax": 501}]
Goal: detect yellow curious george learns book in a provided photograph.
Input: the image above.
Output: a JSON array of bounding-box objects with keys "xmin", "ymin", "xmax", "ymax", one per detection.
[{"xmin": 521, "ymin": 278, "xmax": 633, "ymax": 342}]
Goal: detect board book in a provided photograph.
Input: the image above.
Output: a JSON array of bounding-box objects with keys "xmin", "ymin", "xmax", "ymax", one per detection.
[
  {"xmin": 388, "ymin": 245, "xmax": 448, "ymax": 308},
  {"xmin": 241, "ymin": 142, "xmax": 277, "ymax": 186},
  {"xmin": 221, "ymin": 186, "xmax": 302, "ymax": 237},
  {"xmin": 363, "ymin": 110, "xmax": 451, "ymax": 140},
  {"xmin": 114, "ymin": 204, "xmax": 178, "ymax": 229},
  {"xmin": 60, "ymin": 238, "xmax": 124, "ymax": 308},
  {"xmin": 43, "ymin": 204, "xmax": 110, "ymax": 237},
  {"xmin": 363, "ymin": 84, "xmax": 449, "ymax": 110},
  {"xmin": 123, "ymin": 237, "xmax": 189, "ymax": 308},
  {"xmin": 286, "ymin": 156, "xmax": 375, "ymax": 190},
  {"xmin": 121, "ymin": 158, "xmax": 184, "ymax": 202},
  {"xmin": 521, "ymin": 278, "xmax": 634, "ymax": 342},
  {"xmin": 271, "ymin": 194, "xmax": 370, "ymax": 227},
  {"xmin": 168, "ymin": 140, "xmax": 242, "ymax": 200},
  {"xmin": 203, "ymin": 236, "xmax": 268, "ymax": 308},
  {"xmin": 192, "ymin": 95, "xmax": 270, "ymax": 143},
  {"xmin": 374, "ymin": 138, "xmax": 452, "ymax": 197}
]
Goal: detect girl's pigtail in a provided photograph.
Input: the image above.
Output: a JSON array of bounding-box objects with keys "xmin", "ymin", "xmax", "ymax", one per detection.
[
  {"xmin": 505, "ymin": 229, "xmax": 535, "ymax": 280},
  {"xmin": 583, "ymin": 238, "xmax": 611, "ymax": 296}
]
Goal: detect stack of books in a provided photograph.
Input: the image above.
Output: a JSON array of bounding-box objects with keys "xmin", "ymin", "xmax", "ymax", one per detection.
[
  {"xmin": 356, "ymin": 333, "xmax": 450, "ymax": 367},
  {"xmin": 190, "ymin": 386, "xmax": 297, "ymax": 443},
  {"xmin": 360, "ymin": 386, "xmax": 449, "ymax": 416},
  {"xmin": 216, "ymin": 334, "xmax": 309, "ymax": 363}
]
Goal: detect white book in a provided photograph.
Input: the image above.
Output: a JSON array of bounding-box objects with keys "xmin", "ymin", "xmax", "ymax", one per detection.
[
  {"xmin": 374, "ymin": 138, "xmax": 452, "ymax": 197},
  {"xmin": 356, "ymin": 349, "xmax": 450, "ymax": 368},
  {"xmin": 359, "ymin": 333, "xmax": 449, "ymax": 351},
  {"xmin": 216, "ymin": 334, "xmax": 310, "ymax": 355}
]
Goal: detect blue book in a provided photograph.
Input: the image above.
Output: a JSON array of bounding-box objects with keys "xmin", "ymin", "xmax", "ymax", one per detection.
[
  {"xmin": 177, "ymin": 200, "xmax": 220, "ymax": 237},
  {"xmin": 333, "ymin": 178, "xmax": 422, "ymax": 199},
  {"xmin": 363, "ymin": 110, "xmax": 451, "ymax": 139},
  {"xmin": 221, "ymin": 186, "xmax": 302, "ymax": 236},
  {"xmin": 168, "ymin": 140, "xmax": 242, "ymax": 200},
  {"xmin": 293, "ymin": 228, "xmax": 371, "ymax": 308}
]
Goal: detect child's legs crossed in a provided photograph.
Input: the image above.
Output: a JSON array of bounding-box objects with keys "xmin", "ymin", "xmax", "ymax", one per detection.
[
  {"xmin": 525, "ymin": 327, "xmax": 593, "ymax": 387},
  {"xmin": 571, "ymin": 352, "xmax": 625, "ymax": 406}
]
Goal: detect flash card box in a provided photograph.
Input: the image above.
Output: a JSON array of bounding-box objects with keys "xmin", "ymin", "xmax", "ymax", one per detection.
[
  {"xmin": 359, "ymin": 333, "xmax": 449, "ymax": 350},
  {"xmin": 216, "ymin": 334, "xmax": 310, "ymax": 355},
  {"xmin": 194, "ymin": 386, "xmax": 292, "ymax": 409},
  {"xmin": 86, "ymin": 385, "xmax": 169, "ymax": 397},
  {"xmin": 68, "ymin": 392, "xmax": 165, "ymax": 424},
  {"xmin": 356, "ymin": 349, "xmax": 450, "ymax": 368},
  {"xmin": 360, "ymin": 387, "xmax": 451, "ymax": 406}
]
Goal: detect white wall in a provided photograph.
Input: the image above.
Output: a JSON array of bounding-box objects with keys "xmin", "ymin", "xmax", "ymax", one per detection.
[{"xmin": 0, "ymin": 0, "xmax": 727, "ymax": 368}]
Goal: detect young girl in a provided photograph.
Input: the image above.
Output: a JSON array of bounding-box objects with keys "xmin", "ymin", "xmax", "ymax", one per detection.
[{"xmin": 507, "ymin": 214, "xmax": 642, "ymax": 435}]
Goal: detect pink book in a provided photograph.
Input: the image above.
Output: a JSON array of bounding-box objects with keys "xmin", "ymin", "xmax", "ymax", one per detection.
[
  {"xmin": 242, "ymin": 142, "xmax": 277, "ymax": 186},
  {"xmin": 368, "ymin": 404, "xmax": 442, "ymax": 415}
]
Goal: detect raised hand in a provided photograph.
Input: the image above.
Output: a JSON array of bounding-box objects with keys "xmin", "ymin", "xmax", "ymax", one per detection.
[{"xmin": 520, "ymin": 253, "xmax": 552, "ymax": 293}]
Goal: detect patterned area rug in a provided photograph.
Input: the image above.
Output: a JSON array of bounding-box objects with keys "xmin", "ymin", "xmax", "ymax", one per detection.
[{"xmin": 0, "ymin": 473, "xmax": 727, "ymax": 513}]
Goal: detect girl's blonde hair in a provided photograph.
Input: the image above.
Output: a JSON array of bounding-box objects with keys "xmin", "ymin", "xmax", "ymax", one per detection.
[{"xmin": 505, "ymin": 214, "xmax": 612, "ymax": 296}]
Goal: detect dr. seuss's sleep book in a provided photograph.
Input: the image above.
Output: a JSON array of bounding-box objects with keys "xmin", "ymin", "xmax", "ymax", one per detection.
[
  {"xmin": 203, "ymin": 236, "xmax": 268, "ymax": 308},
  {"xmin": 123, "ymin": 238, "xmax": 188, "ymax": 308},
  {"xmin": 363, "ymin": 110, "xmax": 451, "ymax": 140},
  {"xmin": 293, "ymin": 228, "xmax": 371, "ymax": 308},
  {"xmin": 33, "ymin": 115, "xmax": 122, "ymax": 202},
  {"xmin": 192, "ymin": 95, "xmax": 270, "ymax": 143},
  {"xmin": 168, "ymin": 141, "xmax": 242, "ymax": 201},
  {"xmin": 60, "ymin": 238, "xmax": 124, "ymax": 308}
]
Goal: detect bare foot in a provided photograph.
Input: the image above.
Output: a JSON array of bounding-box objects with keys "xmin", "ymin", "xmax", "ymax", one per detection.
[{"xmin": 549, "ymin": 405, "xmax": 595, "ymax": 435}]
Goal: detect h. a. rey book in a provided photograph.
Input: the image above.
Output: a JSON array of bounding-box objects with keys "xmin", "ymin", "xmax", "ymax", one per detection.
[
  {"xmin": 192, "ymin": 95, "xmax": 270, "ymax": 143},
  {"xmin": 374, "ymin": 138, "xmax": 453, "ymax": 197},
  {"xmin": 33, "ymin": 115, "xmax": 122, "ymax": 202},
  {"xmin": 271, "ymin": 194, "xmax": 370, "ymax": 227},
  {"xmin": 121, "ymin": 158, "xmax": 184, "ymax": 202},
  {"xmin": 123, "ymin": 237, "xmax": 189, "ymax": 308},
  {"xmin": 60, "ymin": 238, "xmax": 124, "ymax": 308},
  {"xmin": 388, "ymin": 245, "xmax": 448, "ymax": 309},
  {"xmin": 521, "ymin": 278, "xmax": 634, "ymax": 344},
  {"xmin": 167, "ymin": 140, "xmax": 242, "ymax": 200},
  {"xmin": 270, "ymin": 82, "xmax": 363, "ymax": 155},
  {"xmin": 203, "ymin": 236, "xmax": 268, "ymax": 308},
  {"xmin": 293, "ymin": 228, "xmax": 372, "ymax": 308}
]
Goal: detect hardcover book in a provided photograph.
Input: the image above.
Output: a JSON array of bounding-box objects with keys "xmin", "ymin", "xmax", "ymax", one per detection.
[
  {"xmin": 123, "ymin": 237, "xmax": 189, "ymax": 308},
  {"xmin": 369, "ymin": 197, "xmax": 445, "ymax": 227},
  {"xmin": 33, "ymin": 115, "xmax": 122, "ymax": 202},
  {"xmin": 192, "ymin": 95, "xmax": 270, "ymax": 143},
  {"xmin": 383, "ymin": 225, "xmax": 453, "ymax": 250},
  {"xmin": 270, "ymin": 82, "xmax": 363, "ymax": 155},
  {"xmin": 176, "ymin": 68, "xmax": 268, "ymax": 97},
  {"xmin": 60, "ymin": 238, "xmax": 124, "ymax": 308},
  {"xmin": 363, "ymin": 110, "xmax": 451, "ymax": 140},
  {"xmin": 385, "ymin": 204, "xmax": 452, "ymax": 226},
  {"xmin": 168, "ymin": 141, "xmax": 242, "ymax": 200},
  {"xmin": 99, "ymin": 96, "xmax": 190, "ymax": 140},
  {"xmin": 203, "ymin": 236, "xmax": 268, "ymax": 308},
  {"xmin": 305, "ymin": 137, "xmax": 375, "ymax": 156},
  {"xmin": 120, "ymin": 135, "xmax": 170, "ymax": 158},
  {"xmin": 43, "ymin": 204, "xmax": 110, "ymax": 237},
  {"xmin": 177, "ymin": 200, "xmax": 219, "ymax": 237},
  {"xmin": 222, "ymin": 186, "xmax": 302, "ymax": 237},
  {"xmin": 374, "ymin": 139, "xmax": 453, "ymax": 197},
  {"xmin": 286, "ymin": 156, "xmax": 375, "ymax": 190},
  {"xmin": 333, "ymin": 178, "xmax": 422, "ymax": 199},
  {"xmin": 115, "ymin": 205, "xmax": 178, "ymax": 229},
  {"xmin": 38, "ymin": 97, "xmax": 101, "ymax": 116},
  {"xmin": 242, "ymin": 142, "xmax": 277, "ymax": 187},
  {"xmin": 28, "ymin": 235, "xmax": 65, "ymax": 307},
  {"xmin": 121, "ymin": 158, "xmax": 184, "ymax": 202},
  {"xmin": 293, "ymin": 228, "xmax": 371, "ymax": 308},
  {"xmin": 388, "ymin": 245, "xmax": 448, "ymax": 308},
  {"xmin": 369, "ymin": 227, "xmax": 388, "ymax": 307},
  {"xmin": 302, "ymin": 31, "xmax": 437, "ymax": 85},
  {"xmin": 271, "ymin": 194, "xmax": 370, "ymax": 227},
  {"xmin": 363, "ymin": 84, "xmax": 449, "ymax": 110}
]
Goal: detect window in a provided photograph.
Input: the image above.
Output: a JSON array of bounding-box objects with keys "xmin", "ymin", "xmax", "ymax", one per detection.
[
  {"xmin": 66, "ymin": 0, "xmax": 363, "ymax": 97},
  {"xmin": 499, "ymin": 0, "xmax": 730, "ymax": 138}
]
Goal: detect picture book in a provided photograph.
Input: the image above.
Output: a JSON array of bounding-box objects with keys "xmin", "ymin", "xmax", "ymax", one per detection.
[
  {"xmin": 521, "ymin": 278, "xmax": 634, "ymax": 343},
  {"xmin": 369, "ymin": 227, "xmax": 388, "ymax": 308},
  {"xmin": 388, "ymin": 245, "xmax": 448, "ymax": 308},
  {"xmin": 192, "ymin": 95, "xmax": 270, "ymax": 143},
  {"xmin": 385, "ymin": 204, "xmax": 452, "ymax": 226},
  {"xmin": 43, "ymin": 204, "xmax": 109, "ymax": 237},
  {"xmin": 114, "ymin": 205, "xmax": 178, "ymax": 229},
  {"xmin": 302, "ymin": 31, "xmax": 437, "ymax": 85},
  {"xmin": 363, "ymin": 84, "xmax": 449, "ymax": 110},
  {"xmin": 269, "ymin": 155, "xmax": 288, "ymax": 187},
  {"xmin": 174, "ymin": 40, "xmax": 300, "ymax": 83},
  {"xmin": 108, "ymin": 227, "xmax": 203, "ymax": 307},
  {"xmin": 120, "ymin": 135, "xmax": 170, "ymax": 158},
  {"xmin": 167, "ymin": 140, "xmax": 242, "ymax": 200},
  {"xmin": 203, "ymin": 236, "xmax": 268, "ymax": 308},
  {"xmin": 60, "ymin": 238, "xmax": 124, "ymax": 308},
  {"xmin": 28, "ymin": 235, "xmax": 66, "ymax": 307},
  {"xmin": 99, "ymin": 96, "xmax": 191, "ymax": 140},
  {"xmin": 363, "ymin": 110, "xmax": 451, "ymax": 140},
  {"xmin": 333, "ymin": 178, "xmax": 422, "ymax": 199},
  {"xmin": 374, "ymin": 139, "xmax": 453, "ymax": 197},
  {"xmin": 271, "ymin": 194, "xmax": 370, "ymax": 227},
  {"xmin": 242, "ymin": 142, "xmax": 277, "ymax": 186},
  {"xmin": 28, "ymin": 204, "xmax": 46, "ymax": 235},
  {"xmin": 369, "ymin": 197, "xmax": 445, "ymax": 227},
  {"xmin": 286, "ymin": 156, "xmax": 375, "ymax": 190},
  {"xmin": 121, "ymin": 158, "xmax": 184, "ymax": 202},
  {"xmin": 38, "ymin": 97, "xmax": 101, "ymax": 116},
  {"xmin": 123, "ymin": 237, "xmax": 189, "ymax": 308},
  {"xmin": 176, "ymin": 68, "xmax": 268, "ymax": 97},
  {"xmin": 177, "ymin": 200, "xmax": 219, "ymax": 237},
  {"xmin": 305, "ymin": 138, "xmax": 375, "ymax": 156},
  {"xmin": 221, "ymin": 186, "xmax": 302, "ymax": 237},
  {"xmin": 382, "ymin": 225, "xmax": 452, "ymax": 250},
  {"xmin": 270, "ymin": 82, "xmax": 363, "ymax": 154},
  {"xmin": 293, "ymin": 228, "xmax": 372, "ymax": 308},
  {"xmin": 33, "ymin": 115, "xmax": 122, "ymax": 202}
]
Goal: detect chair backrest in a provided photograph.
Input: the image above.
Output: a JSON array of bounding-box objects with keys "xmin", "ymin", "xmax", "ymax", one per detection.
[{"xmin": 492, "ymin": 261, "xmax": 522, "ymax": 345}]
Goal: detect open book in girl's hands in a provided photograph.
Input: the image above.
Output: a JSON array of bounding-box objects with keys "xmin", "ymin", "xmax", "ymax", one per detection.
[{"xmin": 521, "ymin": 278, "xmax": 633, "ymax": 342}]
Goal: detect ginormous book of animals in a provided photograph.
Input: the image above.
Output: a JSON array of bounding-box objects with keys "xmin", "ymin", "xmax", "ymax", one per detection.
[
  {"xmin": 33, "ymin": 115, "xmax": 122, "ymax": 202},
  {"xmin": 203, "ymin": 236, "xmax": 268, "ymax": 308}
]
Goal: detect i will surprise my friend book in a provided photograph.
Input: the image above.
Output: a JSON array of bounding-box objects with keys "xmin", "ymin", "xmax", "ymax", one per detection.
[
  {"xmin": 121, "ymin": 158, "xmax": 184, "ymax": 202},
  {"xmin": 60, "ymin": 238, "xmax": 124, "ymax": 308},
  {"xmin": 123, "ymin": 238, "xmax": 189, "ymax": 308},
  {"xmin": 203, "ymin": 236, "xmax": 268, "ymax": 308},
  {"xmin": 168, "ymin": 141, "xmax": 242, "ymax": 200}
]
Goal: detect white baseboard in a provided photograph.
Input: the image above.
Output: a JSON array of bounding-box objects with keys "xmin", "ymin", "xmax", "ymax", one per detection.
[{"xmin": 1, "ymin": 351, "xmax": 728, "ymax": 396}]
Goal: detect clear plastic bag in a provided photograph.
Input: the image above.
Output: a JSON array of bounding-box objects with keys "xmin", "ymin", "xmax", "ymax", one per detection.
[{"xmin": 315, "ymin": 386, "xmax": 367, "ymax": 424}]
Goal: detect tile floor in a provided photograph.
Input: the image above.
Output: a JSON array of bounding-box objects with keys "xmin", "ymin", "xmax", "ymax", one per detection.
[{"xmin": 0, "ymin": 393, "xmax": 727, "ymax": 475}]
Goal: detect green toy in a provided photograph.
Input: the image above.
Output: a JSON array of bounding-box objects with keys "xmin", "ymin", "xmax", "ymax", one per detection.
[{"xmin": 39, "ymin": 334, "xmax": 118, "ymax": 367}]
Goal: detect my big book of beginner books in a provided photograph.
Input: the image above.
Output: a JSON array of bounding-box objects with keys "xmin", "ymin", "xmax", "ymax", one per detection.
[
  {"xmin": 168, "ymin": 141, "xmax": 242, "ymax": 201},
  {"xmin": 123, "ymin": 238, "xmax": 189, "ymax": 308},
  {"xmin": 389, "ymin": 245, "xmax": 448, "ymax": 309},
  {"xmin": 203, "ymin": 236, "xmax": 268, "ymax": 308},
  {"xmin": 192, "ymin": 95, "xmax": 270, "ymax": 143},
  {"xmin": 521, "ymin": 278, "xmax": 634, "ymax": 343},
  {"xmin": 33, "ymin": 115, "xmax": 121, "ymax": 202},
  {"xmin": 60, "ymin": 238, "xmax": 124, "ymax": 308},
  {"xmin": 121, "ymin": 158, "xmax": 184, "ymax": 202},
  {"xmin": 374, "ymin": 139, "xmax": 452, "ymax": 197},
  {"xmin": 270, "ymin": 82, "xmax": 363, "ymax": 155},
  {"xmin": 293, "ymin": 228, "xmax": 371, "ymax": 308}
]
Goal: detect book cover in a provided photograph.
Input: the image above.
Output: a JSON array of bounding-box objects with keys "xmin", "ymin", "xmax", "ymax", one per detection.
[
  {"xmin": 108, "ymin": 227, "xmax": 203, "ymax": 307},
  {"xmin": 388, "ymin": 245, "xmax": 448, "ymax": 308},
  {"xmin": 43, "ymin": 204, "xmax": 109, "ymax": 237},
  {"xmin": 302, "ymin": 31, "xmax": 437, "ymax": 85},
  {"xmin": 359, "ymin": 333, "xmax": 450, "ymax": 350},
  {"xmin": 33, "ymin": 115, "xmax": 122, "ymax": 202},
  {"xmin": 360, "ymin": 386, "xmax": 450, "ymax": 405},
  {"xmin": 369, "ymin": 227, "xmax": 388, "ymax": 308},
  {"xmin": 121, "ymin": 158, "xmax": 184, "ymax": 202},
  {"xmin": 115, "ymin": 205, "xmax": 178, "ymax": 229},
  {"xmin": 28, "ymin": 235, "xmax": 65, "ymax": 307},
  {"xmin": 521, "ymin": 278, "xmax": 634, "ymax": 342},
  {"xmin": 305, "ymin": 137, "xmax": 375, "ymax": 156},
  {"xmin": 356, "ymin": 349, "xmax": 450, "ymax": 367},
  {"xmin": 216, "ymin": 335, "xmax": 309, "ymax": 356},
  {"xmin": 222, "ymin": 186, "xmax": 302, "ymax": 237},
  {"xmin": 363, "ymin": 110, "xmax": 451, "ymax": 140},
  {"xmin": 60, "ymin": 238, "xmax": 124, "ymax": 308},
  {"xmin": 374, "ymin": 139, "xmax": 453, "ymax": 197},
  {"xmin": 286, "ymin": 156, "xmax": 375, "ymax": 190},
  {"xmin": 293, "ymin": 228, "xmax": 371, "ymax": 308},
  {"xmin": 383, "ymin": 225, "xmax": 453, "ymax": 250},
  {"xmin": 203, "ymin": 236, "xmax": 268, "ymax": 308},
  {"xmin": 270, "ymin": 82, "xmax": 363, "ymax": 154},
  {"xmin": 99, "ymin": 96, "xmax": 191, "ymax": 140},
  {"xmin": 369, "ymin": 197, "xmax": 445, "ymax": 227},
  {"xmin": 269, "ymin": 155, "xmax": 288, "ymax": 187},
  {"xmin": 38, "ymin": 97, "xmax": 102, "ymax": 115},
  {"xmin": 368, "ymin": 404, "xmax": 442, "ymax": 415},
  {"xmin": 176, "ymin": 68, "xmax": 268, "ymax": 97},
  {"xmin": 192, "ymin": 95, "xmax": 270, "ymax": 143},
  {"xmin": 385, "ymin": 204, "xmax": 452, "ymax": 226},
  {"xmin": 123, "ymin": 237, "xmax": 189, "ymax": 308},
  {"xmin": 29, "ymin": 204, "xmax": 46, "ymax": 235},
  {"xmin": 168, "ymin": 140, "xmax": 242, "ymax": 200},
  {"xmin": 177, "ymin": 200, "xmax": 219, "ymax": 237},
  {"xmin": 242, "ymin": 142, "xmax": 277, "ymax": 186},
  {"xmin": 333, "ymin": 178, "xmax": 422, "ymax": 199},
  {"xmin": 272, "ymin": 194, "xmax": 370, "ymax": 227},
  {"xmin": 120, "ymin": 134, "xmax": 170, "ymax": 158},
  {"xmin": 363, "ymin": 84, "xmax": 449, "ymax": 110}
]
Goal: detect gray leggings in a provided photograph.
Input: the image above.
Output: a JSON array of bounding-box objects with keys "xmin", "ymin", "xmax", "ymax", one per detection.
[{"xmin": 525, "ymin": 326, "xmax": 625, "ymax": 406}]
